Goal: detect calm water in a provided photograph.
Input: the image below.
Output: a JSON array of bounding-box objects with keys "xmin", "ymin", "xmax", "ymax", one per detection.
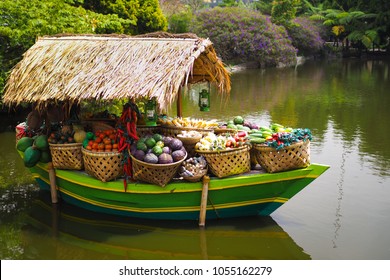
[{"xmin": 1, "ymin": 58, "xmax": 389, "ymax": 260}]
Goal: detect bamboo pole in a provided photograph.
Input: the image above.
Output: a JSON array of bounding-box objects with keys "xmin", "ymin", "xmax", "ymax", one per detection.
[
  {"xmin": 48, "ymin": 162, "xmax": 58, "ymax": 203},
  {"xmin": 199, "ymin": 175, "xmax": 210, "ymax": 227},
  {"xmin": 177, "ymin": 86, "xmax": 182, "ymax": 118}
]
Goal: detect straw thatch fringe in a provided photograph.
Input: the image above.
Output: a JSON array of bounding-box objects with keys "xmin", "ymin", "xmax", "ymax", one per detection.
[{"xmin": 3, "ymin": 33, "xmax": 231, "ymax": 111}]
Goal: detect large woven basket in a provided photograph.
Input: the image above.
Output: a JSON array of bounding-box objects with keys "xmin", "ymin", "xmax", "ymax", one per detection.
[
  {"xmin": 196, "ymin": 145, "xmax": 251, "ymax": 178},
  {"xmin": 160, "ymin": 125, "xmax": 213, "ymax": 137},
  {"xmin": 252, "ymin": 140, "xmax": 310, "ymax": 173},
  {"xmin": 82, "ymin": 148, "xmax": 124, "ymax": 182},
  {"xmin": 176, "ymin": 134, "xmax": 202, "ymax": 158},
  {"xmin": 130, "ymin": 153, "xmax": 186, "ymax": 187},
  {"xmin": 49, "ymin": 143, "xmax": 83, "ymax": 170}
]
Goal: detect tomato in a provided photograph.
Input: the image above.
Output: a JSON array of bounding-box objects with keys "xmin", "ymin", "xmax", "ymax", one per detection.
[
  {"xmin": 226, "ymin": 140, "xmax": 232, "ymax": 148},
  {"xmin": 98, "ymin": 143, "xmax": 105, "ymax": 150}
]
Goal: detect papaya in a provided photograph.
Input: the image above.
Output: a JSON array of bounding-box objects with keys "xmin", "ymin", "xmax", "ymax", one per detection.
[
  {"xmin": 74, "ymin": 130, "xmax": 87, "ymax": 143},
  {"xmin": 16, "ymin": 137, "xmax": 34, "ymax": 152},
  {"xmin": 24, "ymin": 146, "xmax": 41, "ymax": 167},
  {"xmin": 39, "ymin": 150, "xmax": 52, "ymax": 163},
  {"xmin": 33, "ymin": 135, "xmax": 49, "ymax": 151}
]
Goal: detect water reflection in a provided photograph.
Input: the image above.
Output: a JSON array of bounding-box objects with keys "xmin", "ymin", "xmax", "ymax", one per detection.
[{"xmin": 21, "ymin": 191, "xmax": 310, "ymax": 260}]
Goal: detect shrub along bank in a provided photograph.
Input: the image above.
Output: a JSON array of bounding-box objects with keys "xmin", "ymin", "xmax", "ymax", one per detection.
[{"xmin": 190, "ymin": 7, "xmax": 300, "ymax": 68}]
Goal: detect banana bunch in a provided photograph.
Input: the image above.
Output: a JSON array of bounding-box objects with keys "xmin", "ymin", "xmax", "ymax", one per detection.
[{"xmin": 159, "ymin": 117, "xmax": 219, "ymax": 129}]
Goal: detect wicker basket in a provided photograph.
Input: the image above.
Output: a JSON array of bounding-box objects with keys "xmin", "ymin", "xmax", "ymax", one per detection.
[
  {"xmin": 130, "ymin": 153, "xmax": 187, "ymax": 187},
  {"xmin": 252, "ymin": 140, "xmax": 311, "ymax": 173},
  {"xmin": 196, "ymin": 145, "xmax": 251, "ymax": 178},
  {"xmin": 182, "ymin": 168, "xmax": 208, "ymax": 182},
  {"xmin": 82, "ymin": 148, "xmax": 124, "ymax": 182},
  {"xmin": 176, "ymin": 134, "xmax": 202, "ymax": 158},
  {"xmin": 160, "ymin": 125, "xmax": 213, "ymax": 137},
  {"xmin": 136, "ymin": 125, "xmax": 161, "ymax": 138},
  {"xmin": 213, "ymin": 128, "xmax": 236, "ymax": 134},
  {"xmin": 49, "ymin": 143, "xmax": 83, "ymax": 170}
]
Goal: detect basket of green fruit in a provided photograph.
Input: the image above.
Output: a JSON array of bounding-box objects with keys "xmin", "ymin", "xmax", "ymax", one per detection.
[{"xmin": 130, "ymin": 134, "xmax": 187, "ymax": 187}]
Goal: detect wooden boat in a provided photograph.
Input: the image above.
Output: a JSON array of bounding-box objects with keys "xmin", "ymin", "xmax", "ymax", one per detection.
[
  {"xmin": 24, "ymin": 191, "xmax": 311, "ymax": 259},
  {"xmin": 4, "ymin": 33, "xmax": 329, "ymax": 222},
  {"xmin": 27, "ymin": 158, "xmax": 329, "ymax": 220}
]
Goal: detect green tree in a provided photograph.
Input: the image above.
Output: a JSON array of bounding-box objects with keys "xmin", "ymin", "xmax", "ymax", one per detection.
[
  {"xmin": 271, "ymin": 0, "xmax": 301, "ymax": 26},
  {"xmin": 0, "ymin": 0, "xmax": 134, "ymax": 96},
  {"xmin": 83, "ymin": 0, "xmax": 167, "ymax": 34}
]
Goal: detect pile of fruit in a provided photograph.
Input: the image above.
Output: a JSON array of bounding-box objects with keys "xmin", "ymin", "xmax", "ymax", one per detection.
[
  {"xmin": 82, "ymin": 129, "xmax": 119, "ymax": 152},
  {"xmin": 158, "ymin": 116, "xmax": 219, "ymax": 129},
  {"xmin": 179, "ymin": 156, "xmax": 207, "ymax": 178},
  {"xmin": 218, "ymin": 116, "xmax": 259, "ymax": 131},
  {"xmin": 247, "ymin": 123, "xmax": 312, "ymax": 150},
  {"xmin": 131, "ymin": 133, "xmax": 187, "ymax": 164},
  {"xmin": 195, "ymin": 131, "xmax": 249, "ymax": 151},
  {"xmin": 47, "ymin": 125, "xmax": 77, "ymax": 144},
  {"xmin": 17, "ymin": 135, "xmax": 51, "ymax": 167}
]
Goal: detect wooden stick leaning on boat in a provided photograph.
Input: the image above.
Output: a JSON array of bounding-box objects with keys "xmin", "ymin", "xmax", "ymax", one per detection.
[
  {"xmin": 48, "ymin": 162, "xmax": 58, "ymax": 203},
  {"xmin": 199, "ymin": 175, "xmax": 210, "ymax": 227}
]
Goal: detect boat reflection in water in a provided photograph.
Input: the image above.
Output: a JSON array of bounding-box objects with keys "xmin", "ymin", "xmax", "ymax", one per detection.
[{"xmin": 23, "ymin": 191, "xmax": 310, "ymax": 260}]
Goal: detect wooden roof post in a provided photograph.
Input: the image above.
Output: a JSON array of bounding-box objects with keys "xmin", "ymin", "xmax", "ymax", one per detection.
[{"xmin": 177, "ymin": 86, "xmax": 183, "ymax": 118}]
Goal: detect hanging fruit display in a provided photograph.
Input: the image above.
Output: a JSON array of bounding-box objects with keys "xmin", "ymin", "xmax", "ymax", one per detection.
[
  {"xmin": 115, "ymin": 102, "xmax": 141, "ymax": 191},
  {"xmin": 17, "ymin": 135, "xmax": 51, "ymax": 167}
]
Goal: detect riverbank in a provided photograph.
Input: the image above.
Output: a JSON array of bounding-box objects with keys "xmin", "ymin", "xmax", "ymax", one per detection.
[{"xmin": 0, "ymin": 106, "xmax": 30, "ymax": 132}]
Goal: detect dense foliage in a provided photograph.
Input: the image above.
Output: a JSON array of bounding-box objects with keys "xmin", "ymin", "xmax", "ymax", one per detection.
[
  {"xmin": 0, "ymin": 0, "xmax": 167, "ymax": 99},
  {"xmin": 190, "ymin": 7, "xmax": 297, "ymax": 67},
  {"xmin": 1, "ymin": 0, "xmax": 390, "ymax": 99},
  {"xmin": 287, "ymin": 17, "xmax": 325, "ymax": 56}
]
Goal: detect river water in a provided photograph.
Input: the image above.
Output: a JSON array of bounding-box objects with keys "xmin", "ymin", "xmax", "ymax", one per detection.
[{"xmin": 1, "ymin": 58, "xmax": 389, "ymax": 260}]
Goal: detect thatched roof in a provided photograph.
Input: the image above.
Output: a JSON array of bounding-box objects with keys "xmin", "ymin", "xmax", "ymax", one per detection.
[{"xmin": 3, "ymin": 33, "xmax": 231, "ymax": 111}]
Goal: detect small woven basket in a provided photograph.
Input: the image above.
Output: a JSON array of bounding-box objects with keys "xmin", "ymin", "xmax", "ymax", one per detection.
[
  {"xmin": 196, "ymin": 145, "xmax": 251, "ymax": 178},
  {"xmin": 182, "ymin": 168, "xmax": 208, "ymax": 182},
  {"xmin": 252, "ymin": 140, "xmax": 310, "ymax": 173},
  {"xmin": 160, "ymin": 125, "xmax": 213, "ymax": 137},
  {"xmin": 82, "ymin": 149, "xmax": 124, "ymax": 182},
  {"xmin": 49, "ymin": 143, "xmax": 83, "ymax": 170},
  {"xmin": 130, "ymin": 153, "xmax": 187, "ymax": 187}
]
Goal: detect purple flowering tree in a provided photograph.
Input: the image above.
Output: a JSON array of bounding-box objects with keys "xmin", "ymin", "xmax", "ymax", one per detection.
[{"xmin": 190, "ymin": 7, "xmax": 297, "ymax": 67}]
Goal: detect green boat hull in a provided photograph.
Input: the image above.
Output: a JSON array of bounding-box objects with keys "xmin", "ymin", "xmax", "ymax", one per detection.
[{"xmin": 28, "ymin": 162, "xmax": 329, "ymax": 220}]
